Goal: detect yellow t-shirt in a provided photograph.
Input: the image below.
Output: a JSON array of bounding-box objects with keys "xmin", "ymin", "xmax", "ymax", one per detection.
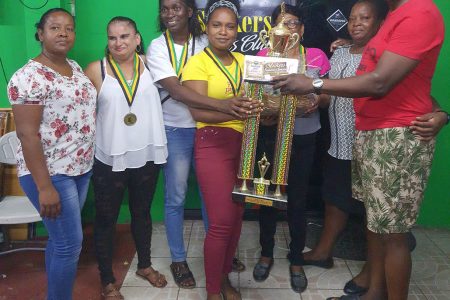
[{"xmin": 182, "ymin": 50, "xmax": 244, "ymax": 133}]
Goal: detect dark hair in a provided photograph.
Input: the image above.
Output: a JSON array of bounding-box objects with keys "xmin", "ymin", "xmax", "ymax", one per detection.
[
  {"xmin": 34, "ymin": 8, "xmax": 74, "ymax": 41},
  {"xmin": 105, "ymin": 16, "xmax": 145, "ymax": 56},
  {"xmin": 204, "ymin": 0, "xmax": 241, "ymax": 24},
  {"xmin": 354, "ymin": 0, "xmax": 389, "ymax": 22},
  {"xmin": 158, "ymin": 0, "xmax": 203, "ymax": 38},
  {"xmin": 271, "ymin": 4, "xmax": 303, "ymax": 27}
]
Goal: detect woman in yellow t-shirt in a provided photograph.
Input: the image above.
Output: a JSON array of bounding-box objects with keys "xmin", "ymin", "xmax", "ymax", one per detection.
[{"xmin": 182, "ymin": 0, "xmax": 244, "ymax": 299}]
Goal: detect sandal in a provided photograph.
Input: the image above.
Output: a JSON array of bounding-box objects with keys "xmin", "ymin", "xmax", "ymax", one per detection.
[
  {"xmin": 232, "ymin": 257, "xmax": 246, "ymax": 272},
  {"xmin": 136, "ymin": 267, "xmax": 167, "ymax": 288},
  {"xmin": 221, "ymin": 277, "xmax": 242, "ymax": 300},
  {"xmin": 170, "ymin": 261, "xmax": 196, "ymax": 289},
  {"xmin": 101, "ymin": 283, "xmax": 124, "ymax": 300}
]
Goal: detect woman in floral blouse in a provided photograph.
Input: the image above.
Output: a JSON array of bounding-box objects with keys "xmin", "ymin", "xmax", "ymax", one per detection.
[{"xmin": 7, "ymin": 8, "xmax": 96, "ymax": 300}]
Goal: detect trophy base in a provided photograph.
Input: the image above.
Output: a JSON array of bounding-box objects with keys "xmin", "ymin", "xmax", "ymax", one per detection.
[{"xmin": 232, "ymin": 186, "xmax": 287, "ymax": 209}]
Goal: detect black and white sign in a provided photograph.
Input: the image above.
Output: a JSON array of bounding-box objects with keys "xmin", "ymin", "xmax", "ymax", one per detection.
[{"xmin": 326, "ymin": 9, "xmax": 348, "ymax": 32}]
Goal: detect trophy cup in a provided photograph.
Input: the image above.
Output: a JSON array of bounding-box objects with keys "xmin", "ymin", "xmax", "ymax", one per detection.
[
  {"xmin": 232, "ymin": 2, "xmax": 304, "ymax": 209},
  {"xmin": 259, "ymin": 11, "xmax": 299, "ymax": 58}
]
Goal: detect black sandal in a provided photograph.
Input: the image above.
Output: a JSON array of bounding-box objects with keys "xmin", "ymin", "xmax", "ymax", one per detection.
[{"xmin": 170, "ymin": 261, "xmax": 196, "ymax": 289}]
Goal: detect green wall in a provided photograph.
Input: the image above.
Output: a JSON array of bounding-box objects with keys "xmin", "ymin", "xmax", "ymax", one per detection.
[
  {"xmin": 0, "ymin": 0, "xmax": 59, "ymax": 106},
  {"xmin": 0, "ymin": 0, "xmax": 449, "ymax": 227},
  {"xmin": 417, "ymin": 0, "xmax": 450, "ymax": 227},
  {"xmin": 0, "ymin": 0, "xmax": 198, "ymax": 227}
]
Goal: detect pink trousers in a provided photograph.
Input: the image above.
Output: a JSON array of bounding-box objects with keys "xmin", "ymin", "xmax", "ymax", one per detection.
[{"xmin": 195, "ymin": 126, "xmax": 244, "ymax": 293}]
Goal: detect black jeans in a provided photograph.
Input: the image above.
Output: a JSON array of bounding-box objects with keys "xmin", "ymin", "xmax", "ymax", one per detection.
[
  {"xmin": 92, "ymin": 158, "xmax": 160, "ymax": 285},
  {"xmin": 258, "ymin": 127, "xmax": 316, "ymax": 266}
]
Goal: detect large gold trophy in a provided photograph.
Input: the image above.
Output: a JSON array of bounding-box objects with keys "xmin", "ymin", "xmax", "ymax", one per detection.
[{"xmin": 232, "ymin": 2, "xmax": 304, "ymax": 209}]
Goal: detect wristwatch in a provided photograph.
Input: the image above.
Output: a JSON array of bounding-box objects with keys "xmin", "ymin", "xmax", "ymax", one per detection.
[{"xmin": 312, "ymin": 78, "xmax": 324, "ymax": 95}]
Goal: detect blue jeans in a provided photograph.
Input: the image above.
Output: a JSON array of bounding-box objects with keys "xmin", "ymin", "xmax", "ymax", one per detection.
[
  {"xmin": 163, "ymin": 126, "xmax": 208, "ymax": 262},
  {"xmin": 19, "ymin": 171, "xmax": 92, "ymax": 300}
]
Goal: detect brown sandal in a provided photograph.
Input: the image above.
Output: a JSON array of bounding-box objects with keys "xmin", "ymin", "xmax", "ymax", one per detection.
[
  {"xmin": 101, "ymin": 283, "xmax": 124, "ymax": 300},
  {"xmin": 232, "ymin": 257, "xmax": 246, "ymax": 272},
  {"xmin": 170, "ymin": 261, "xmax": 196, "ymax": 289},
  {"xmin": 136, "ymin": 267, "xmax": 167, "ymax": 288},
  {"xmin": 220, "ymin": 277, "xmax": 242, "ymax": 300}
]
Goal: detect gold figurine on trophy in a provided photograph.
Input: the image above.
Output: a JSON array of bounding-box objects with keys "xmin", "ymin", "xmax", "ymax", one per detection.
[{"xmin": 253, "ymin": 153, "xmax": 271, "ymax": 196}]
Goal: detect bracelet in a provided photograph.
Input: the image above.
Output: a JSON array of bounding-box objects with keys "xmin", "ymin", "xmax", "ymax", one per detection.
[{"xmin": 436, "ymin": 110, "xmax": 450, "ymax": 125}]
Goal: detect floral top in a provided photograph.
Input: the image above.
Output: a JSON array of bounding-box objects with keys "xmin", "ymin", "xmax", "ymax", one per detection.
[{"xmin": 7, "ymin": 59, "xmax": 97, "ymax": 177}]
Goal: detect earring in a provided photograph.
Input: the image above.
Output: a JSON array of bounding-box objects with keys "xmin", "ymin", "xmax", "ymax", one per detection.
[{"xmin": 136, "ymin": 45, "xmax": 142, "ymax": 53}]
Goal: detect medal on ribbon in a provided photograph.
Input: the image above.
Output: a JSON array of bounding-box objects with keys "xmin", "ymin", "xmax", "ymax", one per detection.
[
  {"xmin": 204, "ymin": 47, "xmax": 242, "ymax": 97},
  {"xmin": 299, "ymin": 44, "xmax": 306, "ymax": 73},
  {"xmin": 107, "ymin": 52, "xmax": 140, "ymax": 126},
  {"xmin": 164, "ymin": 30, "xmax": 193, "ymax": 80}
]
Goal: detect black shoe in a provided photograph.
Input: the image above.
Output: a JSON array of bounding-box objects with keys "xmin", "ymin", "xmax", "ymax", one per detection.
[
  {"xmin": 407, "ymin": 231, "xmax": 416, "ymax": 252},
  {"xmin": 302, "ymin": 257, "xmax": 334, "ymax": 269},
  {"xmin": 252, "ymin": 259, "xmax": 273, "ymax": 282},
  {"xmin": 289, "ymin": 266, "xmax": 307, "ymax": 293},
  {"xmin": 343, "ymin": 279, "xmax": 368, "ymax": 295},
  {"xmin": 327, "ymin": 295, "xmax": 361, "ymax": 300}
]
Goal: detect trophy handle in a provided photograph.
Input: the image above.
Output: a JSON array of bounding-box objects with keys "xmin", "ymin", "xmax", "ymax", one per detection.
[
  {"xmin": 259, "ymin": 30, "xmax": 270, "ymax": 49},
  {"xmin": 285, "ymin": 33, "xmax": 300, "ymax": 52}
]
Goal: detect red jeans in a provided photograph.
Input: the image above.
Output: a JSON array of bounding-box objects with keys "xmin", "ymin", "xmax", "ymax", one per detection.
[{"xmin": 195, "ymin": 126, "xmax": 244, "ymax": 293}]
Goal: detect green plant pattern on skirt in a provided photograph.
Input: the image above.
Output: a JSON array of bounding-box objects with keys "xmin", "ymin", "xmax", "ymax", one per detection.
[{"xmin": 351, "ymin": 127, "xmax": 435, "ymax": 234}]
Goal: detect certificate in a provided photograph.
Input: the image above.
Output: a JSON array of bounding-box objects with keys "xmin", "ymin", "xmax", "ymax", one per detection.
[{"xmin": 243, "ymin": 55, "xmax": 299, "ymax": 83}]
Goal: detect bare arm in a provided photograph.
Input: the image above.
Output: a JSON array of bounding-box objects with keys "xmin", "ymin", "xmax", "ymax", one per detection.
[
  {"xmin": 158, "ymin": 76, "xmax": 261, "ymax": 118},
  {"xmin": 329, "ymin": 38, "xmax": 351, "ymax": 53},
  {"xmin": 410, "ymin": 96, "xmax": 448, "ymax": 141},
  {"xmin": 182, "ymin": 80, "xmax": 236, "ymax": 123},
  {"xmin": 146, "ymin": 39, "xmax": 261, "ymax": 117},
  {"xmin": 273, "ymin": 51, "xmax": 419, "ymax": 99},
  {"xmin": 12, "ymin": 105, "xmax": 61, "ymax": 219},
  {"xmin": 84, "ymin": 61, "xmax": 103, "ymax": 93}
]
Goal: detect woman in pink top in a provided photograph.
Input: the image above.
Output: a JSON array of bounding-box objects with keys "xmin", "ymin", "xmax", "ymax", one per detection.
[{"xmin": 252, "ymin": 4, "xmax": 330, "ymax": 294}]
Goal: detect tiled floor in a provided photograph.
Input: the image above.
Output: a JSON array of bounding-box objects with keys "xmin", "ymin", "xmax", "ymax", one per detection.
[
  {"xmin": 1, "ymin": 221, "xmax": 449, "ymax": 300},
  {"xmin": 120, "ymin": 221, "xmax": 450, "ymax": 300}
]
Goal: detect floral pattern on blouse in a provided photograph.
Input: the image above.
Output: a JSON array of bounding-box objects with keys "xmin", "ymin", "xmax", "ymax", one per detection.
[{"xmin": 7, "ymin": 59, "xmax": 97, "ymax": 177}]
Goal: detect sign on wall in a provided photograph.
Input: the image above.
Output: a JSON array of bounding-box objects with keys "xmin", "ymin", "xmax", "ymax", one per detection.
[{"xmin": 196, "ymin": 0, "xmax": 296, "ymax": 55}]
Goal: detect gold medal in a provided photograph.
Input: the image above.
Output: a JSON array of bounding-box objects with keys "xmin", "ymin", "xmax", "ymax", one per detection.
[
  {"xmin": 124, "ymin": 113, "xmax": 137, "ymax": 126},
  {"xmin": 107, "ymin": 53, "xmax": 141, "ymax": 125}
]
